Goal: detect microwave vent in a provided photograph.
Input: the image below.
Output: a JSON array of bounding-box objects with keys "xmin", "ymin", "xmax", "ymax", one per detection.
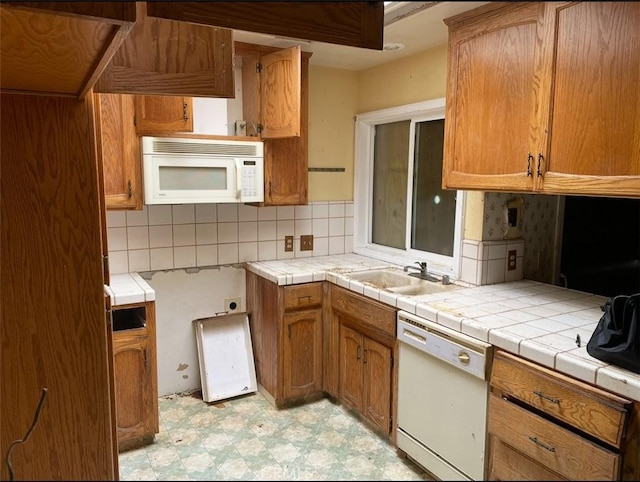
[{"xmin": 151, "ymin": 140, "xmax": 260, "ymax": 157}]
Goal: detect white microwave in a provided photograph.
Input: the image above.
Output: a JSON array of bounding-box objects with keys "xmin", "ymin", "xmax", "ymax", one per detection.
[{"xmin": 141, "ymin": 136, "xmax": 264, "ymax": 204}]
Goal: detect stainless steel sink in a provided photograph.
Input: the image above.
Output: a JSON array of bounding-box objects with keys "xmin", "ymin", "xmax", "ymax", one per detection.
[{"xmin": 345, "ymin": 268, "xmax": 458, "ymax": 296}]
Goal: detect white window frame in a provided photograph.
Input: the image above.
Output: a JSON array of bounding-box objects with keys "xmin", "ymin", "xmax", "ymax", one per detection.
[{"xmin": 353, "ymin": 98, "xmax": 465, "ymax": 279}]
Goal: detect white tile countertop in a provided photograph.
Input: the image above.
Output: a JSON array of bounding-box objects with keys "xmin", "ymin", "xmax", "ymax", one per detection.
[
  {"xmin": 104, "ymin": 272, "xmax": 155, "ymax": 307},
  {"xmin": 246, "ymin": 253, "xmax": 640, "ymax": 402}
]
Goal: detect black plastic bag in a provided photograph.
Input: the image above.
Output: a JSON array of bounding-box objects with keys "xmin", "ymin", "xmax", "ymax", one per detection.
[{"xmin": 586, "ymin": 293, "xmax": 640, "ymax": 374}]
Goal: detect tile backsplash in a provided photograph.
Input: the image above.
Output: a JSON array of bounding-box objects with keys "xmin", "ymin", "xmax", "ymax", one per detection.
[
  {"xmin": 460, "ymin": 239, "xmax": 525, "ymax": 285},
  {"xmin": 107, "ymin": 201, "xmax": 354, "ymax": 274}
]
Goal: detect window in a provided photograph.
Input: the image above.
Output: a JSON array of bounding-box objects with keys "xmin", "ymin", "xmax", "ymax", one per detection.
[{"xmin": 354, "ymin": 98, "xmax": 464, "ymax": 277}]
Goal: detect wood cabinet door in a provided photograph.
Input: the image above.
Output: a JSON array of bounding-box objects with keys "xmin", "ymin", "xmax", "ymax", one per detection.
[
  {"xmin": 262, "ymin": 53, "xmax": 309, "ymax": 206},
  {"xmin": 134, "ymin": 95, "xmax": 194, "ymax": 134},
  {"xmin": 94, "ymin": 93, "xmax": 142, "ymax": 210},
  {"xmin": 113, "ymin": 331, "xmax": 154, "ymax": 444},
  {"xmin": 443, "ymin": 2, "xmax": 541, "ymax": 192},
  {"xmin": 247, "ymin": 273, "xmax": 280, "ymax": 399},
  {"xmin": 236, "ymin": 43, "xmax": 309, "ymax": 206},
  {"xmin": 362, "ymin": 336, "xmax": 392, "ymax": 434},
  {"xmin": 95, "ymin": 2, "xmax": 234, "ymax": 97},
  {"xmin": 536, "ymin": 2, "xmax": 640, "ymax": 197},
  {"xmin": 339, "ymin": 324, "xmax": 364, "ymax": 411},
  {"xmin": 260, "ymin": 45, "xmax": 301, "ymax": 139},
  {"xmin": 282, "ymin": 308, "xmax": 323, "ymax": 400},
  {"xmin": 2, "ymin": 94, "xmax": 117, "ymax": 480}
]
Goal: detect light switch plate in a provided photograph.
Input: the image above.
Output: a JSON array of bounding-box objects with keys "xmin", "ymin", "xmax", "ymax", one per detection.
[{"xmin": 300, "ymin": 235, "xmax": 314, "ymax": 251}]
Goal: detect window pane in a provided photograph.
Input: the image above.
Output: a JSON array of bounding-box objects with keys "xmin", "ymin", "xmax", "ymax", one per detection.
[
  {"xmin": 411, "ymin": 119, "xmax": 455, "ymax": 256},
  {"xmin": 372, "ymin": 121, "xmax": 410, "ymax": 249}
]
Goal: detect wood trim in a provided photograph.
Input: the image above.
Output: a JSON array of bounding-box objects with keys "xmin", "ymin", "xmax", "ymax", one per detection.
[
  {"xmin": 3, "ymin": 2, "xmax": 136, "ymax": 23},
  {"xmin": 0, "ymin": 5, "xmax": 136, "ymax": 99},
  {"xmin": 79, "ymin": 22, "xmax": 135, "ymax": 99}
]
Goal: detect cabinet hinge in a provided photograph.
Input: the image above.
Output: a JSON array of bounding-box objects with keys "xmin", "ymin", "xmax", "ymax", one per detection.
[
  {"xmin": 103, "ymin": 255, "xmax": 109, "ymax": 275},
  {"xmin": 127, "ymin": 179, "xmax": 133, "ymax": 198},
  {"xmin": 143, "ymin": 348, "xmax": 148, "ymax": 367},
  {"xmin": 183, "ymin": 101, "xmax": 189, "ymax": 121},
  {"xmin": 389, "ymin": 416, "xmax": 393, "ymax": 434},
  {"xmin": 133, "ymin": 114, "xmax": 136, "ymax": 127},
  {"xmin": 256, "ymin": 62, "xmax": 262, "ymax": 73},
  {"xmin": 105, "ymin": 309, "xmax": 112, "ymax": 329},
  {"xmin": 257, "ymin": 123, "xmax": 263, "ymax": 134}
]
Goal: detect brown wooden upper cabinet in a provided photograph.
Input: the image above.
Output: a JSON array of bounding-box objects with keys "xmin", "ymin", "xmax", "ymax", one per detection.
[
  {"xmin": 94, "ymin": 2, "xmax": 234, "ymax": 98},
  {"xmin": 134, "ymin": 96, "xmax": 194, "ymax": 134},
  {"xmin": 94, "ymin": 93, "xmax": 143, "ymax": 210},
  {"xmin": 0, "ymin": 2, "xmax": 135, "ymax": 98},
  {"xmin": 237, "ymin": 42, "xmax": 310, "ymax": 206},
  {"xmin": 442, "ymin": 2, "xmax": 640, "ymax": 198}
]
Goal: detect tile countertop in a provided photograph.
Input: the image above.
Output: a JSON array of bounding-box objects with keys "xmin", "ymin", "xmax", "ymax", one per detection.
[
  {"xmin": 104, "ymin": 272, "xmax": 155, "ymax": 307},
  {"xmin": 246, "ymin": 253, "xmax": 640, "ymax": 403}
]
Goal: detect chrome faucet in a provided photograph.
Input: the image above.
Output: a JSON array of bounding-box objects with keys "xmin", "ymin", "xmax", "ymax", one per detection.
[
  {"xmin": 404, "ymin": 261, "xmax": 439, "ymax": 282},
  {"xmin": 404, "ymin": 261, "xmax": 428, "ymax": 275}
]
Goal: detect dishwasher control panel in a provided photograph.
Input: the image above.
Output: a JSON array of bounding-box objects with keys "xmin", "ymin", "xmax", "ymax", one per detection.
[{"xmin": 397, "ymin": 311, "xmax": 492, "ymax": 380}]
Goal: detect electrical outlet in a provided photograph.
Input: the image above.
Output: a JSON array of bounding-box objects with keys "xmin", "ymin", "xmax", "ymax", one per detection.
[
  {"xmin": 284, "ymin": 235, "xmax": 294, "ymax": 252},
  {"xmin": 507, "ymin": 250, "xmax": 517, "ymax": 271},
  {"xmin": 300, "ymin": 235, "xmax": 314, "ymax": 251},
  {"xmin": 224, "ymin": 297, "xmax": 241, "ymax": 314}
]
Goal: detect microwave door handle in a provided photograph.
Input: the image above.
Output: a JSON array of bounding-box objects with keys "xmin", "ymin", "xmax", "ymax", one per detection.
[{"xmin": 235, "ymin": 159, "xmax": 242, "ymax": 200}]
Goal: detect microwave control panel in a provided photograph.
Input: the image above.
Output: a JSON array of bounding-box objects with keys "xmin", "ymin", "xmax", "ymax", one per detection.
[{"xmin": 238, "ymin": 159, "xmax": 264, "ymax": 202}]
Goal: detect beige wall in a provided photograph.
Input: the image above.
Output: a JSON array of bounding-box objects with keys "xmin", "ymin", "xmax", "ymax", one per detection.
[
  {"xmin": 356, "ymin": 43, "xmax": 448, "ymax": 113},
  {"xmin": 307, "ymin": 65, "xmax": 358, "ymax": 201},
  {"xmin": 307, "ymin": 44, "xmax": 449, "ymax": 202},
  {"xmin": 307, "ymin": 42, "xmax": 484, "ymax": 234}
]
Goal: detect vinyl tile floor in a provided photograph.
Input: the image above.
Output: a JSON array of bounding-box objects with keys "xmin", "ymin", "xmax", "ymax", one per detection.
[{"xmin": 118, "ymin": 391, "xmax": 435, "ymax": 481}]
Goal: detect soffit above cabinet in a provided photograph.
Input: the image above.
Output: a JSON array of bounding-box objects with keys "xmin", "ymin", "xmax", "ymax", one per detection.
[
  {"xmin": 145, "ymin": 1, "xmax": 384, "ymax": 51},
  {"xmin": 0, "ymin": 2, "xmax": 136, "ymax": 99}
]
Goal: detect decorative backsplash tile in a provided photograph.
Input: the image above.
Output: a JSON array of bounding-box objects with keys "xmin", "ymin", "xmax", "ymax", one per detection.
[
  {"xmin": 482, "ymin": 192, "xmax": 558, "ymax": 283},
  {"xmin": 106, "ymin": 201, "xmax": 354, "ymax": 274}
]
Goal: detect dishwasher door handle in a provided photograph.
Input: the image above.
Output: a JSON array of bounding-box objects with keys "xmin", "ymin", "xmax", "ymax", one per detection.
[{"xmin": 403, "ymin": 328, "xmax": 427, "ymax": 345}]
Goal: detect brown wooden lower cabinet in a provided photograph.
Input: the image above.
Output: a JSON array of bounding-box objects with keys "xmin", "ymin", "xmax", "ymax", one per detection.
[
  {"xmin": 246, "ymin": 271, "xmax": 323, "ymax": 407},
  {"xmin": 330, "ymin": 285, "xmax": 397, "ymax": 438},
  {"xmin": 339, "ymin": 323, "xmax": 392, "ymax": 434},
  {"xmin": 488, "ymin": 350, "xmax": 640, "ymax": 481},
  {"xmin": 112, "ymin": 301, "xmax": 159, "ymax": 449}
]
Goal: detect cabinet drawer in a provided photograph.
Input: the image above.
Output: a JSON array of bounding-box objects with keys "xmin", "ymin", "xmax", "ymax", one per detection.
[
  {"xmin": 489, "ymin": 435, "xmax": 567, "ymax": 481},
  {"xmin": 284, "ymin": 282, "xmax": 323, "ymax": 311},
  {"xmin": 331, "ymin": 285, "xmax": 396, "ymax": 338},
  {"xmin": 491, "ymin": 350, "xmax": 630, "ymax": 447},
  {"xmin": 488, "ymin": 394, "xmax": 621, "ymax": 480}
]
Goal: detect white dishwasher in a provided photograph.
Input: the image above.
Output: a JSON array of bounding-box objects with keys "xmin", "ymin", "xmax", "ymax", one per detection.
[{"xmin": 396, "ymin": 311, "xmax": 493, "ymax": 481}]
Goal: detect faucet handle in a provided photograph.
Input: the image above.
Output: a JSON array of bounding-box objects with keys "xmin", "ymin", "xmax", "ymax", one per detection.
[{"xmin": 416, "ymin": 261, "xmax": 427, "ymax": 270}]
